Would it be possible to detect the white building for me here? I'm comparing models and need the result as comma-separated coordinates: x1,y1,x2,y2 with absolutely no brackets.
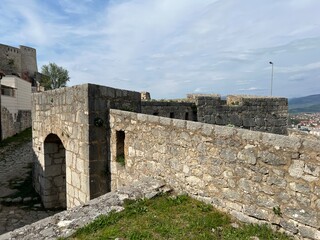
1,75,32,139
1,75,31,116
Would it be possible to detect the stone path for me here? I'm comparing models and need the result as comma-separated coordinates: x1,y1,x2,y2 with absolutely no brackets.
0,141,60,235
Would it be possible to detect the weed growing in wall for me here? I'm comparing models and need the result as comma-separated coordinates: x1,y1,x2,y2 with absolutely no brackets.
273,206,282,217
116,154,125,166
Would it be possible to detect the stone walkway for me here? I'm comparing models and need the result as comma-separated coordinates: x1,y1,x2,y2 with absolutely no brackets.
0,141,60,235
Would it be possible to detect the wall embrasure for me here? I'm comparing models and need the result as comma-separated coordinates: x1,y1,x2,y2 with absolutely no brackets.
110,109,320,239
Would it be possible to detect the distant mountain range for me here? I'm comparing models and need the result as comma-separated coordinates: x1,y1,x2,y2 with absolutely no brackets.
288,94,320,113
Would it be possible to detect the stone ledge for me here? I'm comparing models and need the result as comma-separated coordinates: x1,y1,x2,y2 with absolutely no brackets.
0,178,168,240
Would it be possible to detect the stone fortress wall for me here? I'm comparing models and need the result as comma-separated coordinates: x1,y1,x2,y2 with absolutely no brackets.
110,109,320,239
141,100,197,121
141,93,288,135
1,108,31,140
32,84,141,209
30,84,319,239
0,44,37,77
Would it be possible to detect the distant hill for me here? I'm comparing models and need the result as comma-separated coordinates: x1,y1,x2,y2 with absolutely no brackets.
289,94,320,113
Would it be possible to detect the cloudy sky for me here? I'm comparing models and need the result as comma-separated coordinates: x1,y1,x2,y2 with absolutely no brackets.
1,0,320,99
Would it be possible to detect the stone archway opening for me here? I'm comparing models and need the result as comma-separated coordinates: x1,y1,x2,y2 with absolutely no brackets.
43,134,66,209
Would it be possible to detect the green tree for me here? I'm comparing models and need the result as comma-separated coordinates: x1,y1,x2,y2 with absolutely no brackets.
40,63,70,90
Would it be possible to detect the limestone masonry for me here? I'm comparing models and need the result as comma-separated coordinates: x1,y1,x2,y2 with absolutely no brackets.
0,44,38,77
30,83,319,239
32,84,141,209
141,93,288,135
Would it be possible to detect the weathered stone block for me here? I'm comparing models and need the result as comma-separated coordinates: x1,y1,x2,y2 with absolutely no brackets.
289,182,310,194
237,149,257,165
298,224,320,239
285,208,318,228
289,160,304,178
258,151,287,166
244,205,269,220
220,149,237,163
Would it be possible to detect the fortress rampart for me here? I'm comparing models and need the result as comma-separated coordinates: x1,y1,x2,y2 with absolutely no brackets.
31,84,319,239
141,94,288,135
141,100,197,120
0,44,37,77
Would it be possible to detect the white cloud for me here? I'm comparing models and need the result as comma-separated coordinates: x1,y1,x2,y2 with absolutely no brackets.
1,0,320,98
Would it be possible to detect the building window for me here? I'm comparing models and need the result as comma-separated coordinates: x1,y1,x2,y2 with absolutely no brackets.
170,112,175,118
185,112,189,120
1,86,16,97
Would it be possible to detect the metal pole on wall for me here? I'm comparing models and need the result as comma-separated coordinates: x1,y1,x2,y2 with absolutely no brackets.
269,61,274,96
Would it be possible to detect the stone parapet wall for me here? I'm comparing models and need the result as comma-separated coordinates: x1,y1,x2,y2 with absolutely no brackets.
140,94,288,135
15,110,32,132
141,101,196,121
194,95,288,135
1,106,16,139
110,109,320,239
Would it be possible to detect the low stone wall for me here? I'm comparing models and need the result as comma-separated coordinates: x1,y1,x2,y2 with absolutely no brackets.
1,106,15,140
1,107,31,140
0,178,167,240
15,110,32,133
110,109,320,239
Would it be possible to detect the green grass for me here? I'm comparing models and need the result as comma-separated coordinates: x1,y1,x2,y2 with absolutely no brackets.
67,194,292,240
0,127,32,148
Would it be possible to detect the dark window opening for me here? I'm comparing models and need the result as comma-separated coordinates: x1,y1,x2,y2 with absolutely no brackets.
170,112,175,118
1,86,16,97
116,130,125,166
153,112,159,116
185,112,189,120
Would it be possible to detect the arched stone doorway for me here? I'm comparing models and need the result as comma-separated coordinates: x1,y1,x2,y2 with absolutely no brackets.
43,134,66,209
